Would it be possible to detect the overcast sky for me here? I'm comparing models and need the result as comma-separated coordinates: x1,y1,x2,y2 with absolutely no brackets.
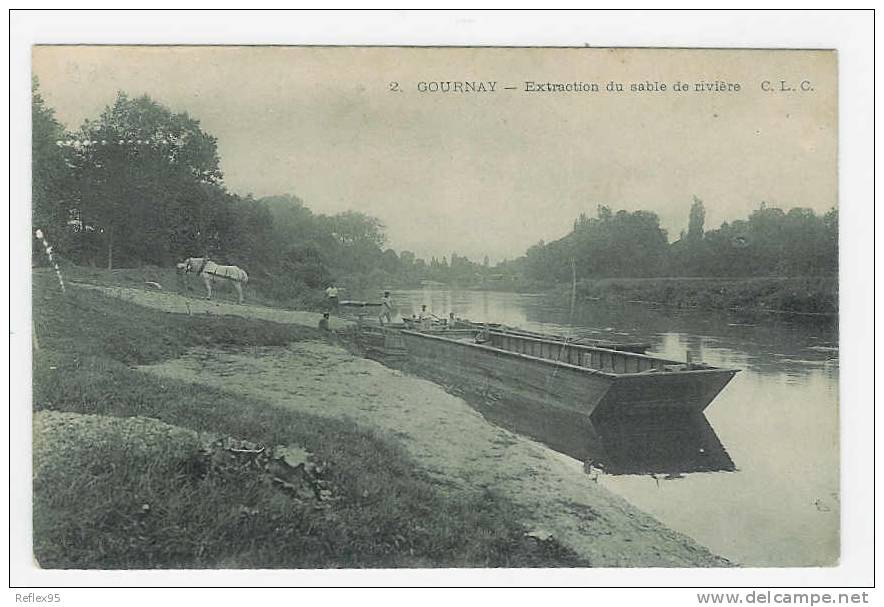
32,46,836,262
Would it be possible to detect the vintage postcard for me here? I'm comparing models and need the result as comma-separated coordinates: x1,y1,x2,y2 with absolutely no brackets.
28,43,842,577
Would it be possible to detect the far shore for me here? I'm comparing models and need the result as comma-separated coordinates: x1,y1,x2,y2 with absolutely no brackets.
413,275,839,318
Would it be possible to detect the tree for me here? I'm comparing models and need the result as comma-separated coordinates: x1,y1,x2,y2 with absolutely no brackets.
380,248,400,274
69,92,223,268
524,206,669,282
32,78,71,254
84,92,222,183
324,211,385,248
687,196,706,241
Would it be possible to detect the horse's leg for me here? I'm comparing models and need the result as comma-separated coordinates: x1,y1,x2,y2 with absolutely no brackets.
235,282,244,304
204,275,212,300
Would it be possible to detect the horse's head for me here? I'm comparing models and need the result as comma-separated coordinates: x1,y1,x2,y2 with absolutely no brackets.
180,257,205,273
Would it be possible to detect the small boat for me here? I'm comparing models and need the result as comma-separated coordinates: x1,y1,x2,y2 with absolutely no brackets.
358,323,739,417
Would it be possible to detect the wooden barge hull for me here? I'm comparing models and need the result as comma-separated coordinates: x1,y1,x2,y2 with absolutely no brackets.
405,319,650,353
386,329,737,417
471,324,650,354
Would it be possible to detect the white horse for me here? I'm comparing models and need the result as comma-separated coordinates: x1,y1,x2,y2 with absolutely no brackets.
181,257,249,304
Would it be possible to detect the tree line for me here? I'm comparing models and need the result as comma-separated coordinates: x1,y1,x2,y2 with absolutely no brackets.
31,81,487,296
511,197,837,286
33,80,837,297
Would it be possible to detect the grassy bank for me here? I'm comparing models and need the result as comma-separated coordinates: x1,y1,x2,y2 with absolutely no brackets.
60,263,329,311
32,274,586,568
559,276,838,315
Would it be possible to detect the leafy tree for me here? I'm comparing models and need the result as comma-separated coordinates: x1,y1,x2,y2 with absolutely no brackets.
32,78,71,254
675,204,837,277
380,249,401,274
323,211,385,249
687,196,706,241
67,92,223,268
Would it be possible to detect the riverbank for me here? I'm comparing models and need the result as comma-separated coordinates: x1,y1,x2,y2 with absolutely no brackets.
32,273,729,567
445,276,838,317
546,276,838,316
33,276,584,568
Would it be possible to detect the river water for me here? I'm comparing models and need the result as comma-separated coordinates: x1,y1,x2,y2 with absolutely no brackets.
388,288,839,567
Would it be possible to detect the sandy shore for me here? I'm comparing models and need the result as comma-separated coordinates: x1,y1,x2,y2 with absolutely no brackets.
78,283,728,566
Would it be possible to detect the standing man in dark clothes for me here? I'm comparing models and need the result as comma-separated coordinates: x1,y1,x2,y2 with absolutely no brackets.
379,290,394,325
325,284,340,314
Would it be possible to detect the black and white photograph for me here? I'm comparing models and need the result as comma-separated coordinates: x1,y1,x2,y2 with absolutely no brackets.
10,9,876,596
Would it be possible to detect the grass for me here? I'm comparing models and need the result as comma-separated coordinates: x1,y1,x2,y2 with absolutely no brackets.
34,274,309,366
32,274,587,568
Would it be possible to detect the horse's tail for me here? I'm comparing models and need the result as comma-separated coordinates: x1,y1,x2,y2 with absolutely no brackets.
241,270,249,285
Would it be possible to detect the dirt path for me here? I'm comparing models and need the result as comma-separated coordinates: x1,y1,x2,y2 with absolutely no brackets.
72,283,354,330
78,283,727,566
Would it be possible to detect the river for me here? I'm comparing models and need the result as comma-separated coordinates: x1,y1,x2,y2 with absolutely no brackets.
388,288,839,567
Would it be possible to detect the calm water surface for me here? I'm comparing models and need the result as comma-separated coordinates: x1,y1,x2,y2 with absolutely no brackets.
388,288,839,567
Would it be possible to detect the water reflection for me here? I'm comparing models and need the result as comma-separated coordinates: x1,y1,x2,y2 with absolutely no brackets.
464,391,734,476
593,413,734,475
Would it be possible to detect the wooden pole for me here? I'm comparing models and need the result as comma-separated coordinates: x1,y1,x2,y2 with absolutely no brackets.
570,257,577,311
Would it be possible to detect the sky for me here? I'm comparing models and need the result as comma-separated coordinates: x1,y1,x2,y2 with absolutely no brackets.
32,46,837,262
